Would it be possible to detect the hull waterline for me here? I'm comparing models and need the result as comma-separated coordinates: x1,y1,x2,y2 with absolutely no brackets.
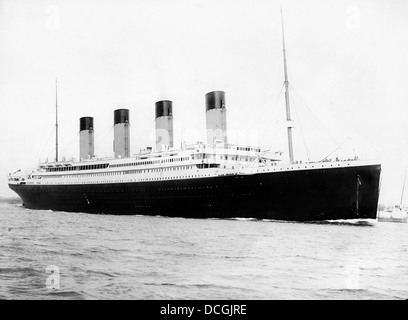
9,164,381,221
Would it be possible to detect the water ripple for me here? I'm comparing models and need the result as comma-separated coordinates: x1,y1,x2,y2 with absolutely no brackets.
0,199,407,300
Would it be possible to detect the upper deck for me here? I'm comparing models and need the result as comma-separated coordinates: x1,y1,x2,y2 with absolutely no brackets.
8,142,377,187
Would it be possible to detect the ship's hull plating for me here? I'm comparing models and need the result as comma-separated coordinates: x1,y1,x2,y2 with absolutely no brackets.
9,165,381,221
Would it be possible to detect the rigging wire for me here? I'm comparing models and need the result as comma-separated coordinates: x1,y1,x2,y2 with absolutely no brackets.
94,126,114,157
59,131,79,161
59,135,69,159
290,87,381,160
37,127,57,163
400,168,407,208
351,139,357,159
320,136,352,161
288,84,367,160
259,83,285,147
329,100,382,160
290,96,311,161
241,62,285,136
289,84,340,147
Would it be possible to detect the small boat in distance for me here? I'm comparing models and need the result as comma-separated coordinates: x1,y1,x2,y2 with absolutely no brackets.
378,171,408,223
377,207,407,223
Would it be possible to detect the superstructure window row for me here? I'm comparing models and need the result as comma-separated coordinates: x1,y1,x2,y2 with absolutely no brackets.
40,165,195,178
46,163,109,172
110,157,190,169
236,147,261,152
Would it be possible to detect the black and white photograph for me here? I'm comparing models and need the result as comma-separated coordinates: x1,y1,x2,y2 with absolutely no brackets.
0,0,407,303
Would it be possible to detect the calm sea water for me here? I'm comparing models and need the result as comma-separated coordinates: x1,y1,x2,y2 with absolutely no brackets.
0,198,407,300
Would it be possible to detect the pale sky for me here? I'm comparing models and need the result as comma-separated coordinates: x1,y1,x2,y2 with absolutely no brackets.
1,0,408,204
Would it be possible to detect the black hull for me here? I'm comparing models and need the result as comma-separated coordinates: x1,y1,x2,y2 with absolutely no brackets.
9,165,381,221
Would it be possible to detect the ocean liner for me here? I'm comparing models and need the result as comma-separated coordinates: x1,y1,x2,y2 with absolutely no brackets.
7,13,381,221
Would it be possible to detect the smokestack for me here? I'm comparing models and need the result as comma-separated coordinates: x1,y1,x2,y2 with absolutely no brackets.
155,100,174,152
114,109,130,158
79,117,94,160
205,91,227,146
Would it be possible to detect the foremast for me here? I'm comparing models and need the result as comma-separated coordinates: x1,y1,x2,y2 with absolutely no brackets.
281,5,294,164
55,78,59,163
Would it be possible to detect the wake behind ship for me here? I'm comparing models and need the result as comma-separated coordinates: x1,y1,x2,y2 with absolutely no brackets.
7,11,381,221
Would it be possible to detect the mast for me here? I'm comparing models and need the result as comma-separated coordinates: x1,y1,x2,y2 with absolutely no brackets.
281,4,294,163
55,78,59,163
400,169,407,208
